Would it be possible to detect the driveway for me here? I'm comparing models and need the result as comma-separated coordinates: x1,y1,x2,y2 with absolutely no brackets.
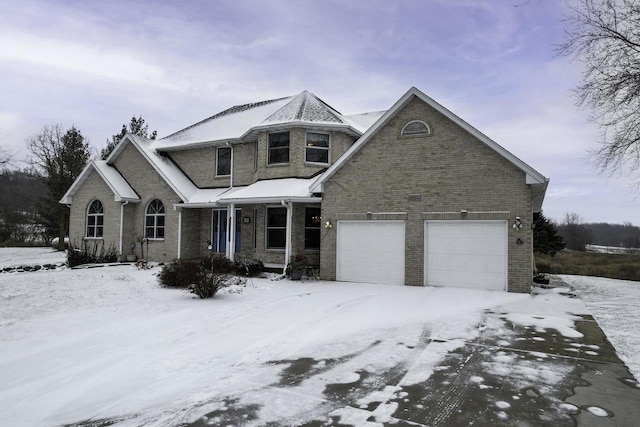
178,286,640,427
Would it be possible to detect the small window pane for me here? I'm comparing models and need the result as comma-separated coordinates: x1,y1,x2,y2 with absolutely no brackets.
96,227,103,238
267,229,286,249
267,208,287,227
88,216,96,226
156,227,165,239
307,132,329,148
146,216,154,227
157,216,165,227
306,148,329,163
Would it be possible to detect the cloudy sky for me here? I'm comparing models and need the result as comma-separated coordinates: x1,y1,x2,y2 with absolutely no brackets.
0,0,637,224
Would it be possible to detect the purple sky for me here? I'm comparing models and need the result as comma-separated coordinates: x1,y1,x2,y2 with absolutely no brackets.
0,0,637,224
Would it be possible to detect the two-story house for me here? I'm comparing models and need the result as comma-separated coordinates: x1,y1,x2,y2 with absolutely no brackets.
60,87,548,292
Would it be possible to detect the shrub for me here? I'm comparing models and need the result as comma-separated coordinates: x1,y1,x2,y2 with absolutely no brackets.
158,258,200,288
159,254,252,291
189,271,226,299
67,240,118,267
235,257,264,277
201,253,236,274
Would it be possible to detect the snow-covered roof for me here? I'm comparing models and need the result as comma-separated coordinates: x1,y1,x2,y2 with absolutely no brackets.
310,87,549,212
107,134,199,202
157,97,293,149
155,91,381,151
59,160,139,205
179,177,322,208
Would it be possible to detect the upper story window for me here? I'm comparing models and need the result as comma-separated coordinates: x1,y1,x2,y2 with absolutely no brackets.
145,199,165,239
86,200,104,238
305,132,330,165
216,146,231,176
268,132,290,165
401,120,431,137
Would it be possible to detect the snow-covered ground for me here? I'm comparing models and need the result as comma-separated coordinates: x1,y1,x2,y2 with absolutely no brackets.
0,248,638,426
0,247,66,268
561,275,640,380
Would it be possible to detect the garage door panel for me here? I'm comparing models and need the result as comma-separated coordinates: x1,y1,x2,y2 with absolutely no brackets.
337,221,405,286
425,221,507,291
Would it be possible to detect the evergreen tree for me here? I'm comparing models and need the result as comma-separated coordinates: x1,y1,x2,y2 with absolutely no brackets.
533,212,565,256
101,116,157,160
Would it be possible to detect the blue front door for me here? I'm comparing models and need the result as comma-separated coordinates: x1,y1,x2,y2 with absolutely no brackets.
211,209,241,253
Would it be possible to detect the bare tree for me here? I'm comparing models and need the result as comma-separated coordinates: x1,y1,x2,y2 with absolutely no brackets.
0,147,12,169
26,124,91,249
558,0,640,178
559,212,592,251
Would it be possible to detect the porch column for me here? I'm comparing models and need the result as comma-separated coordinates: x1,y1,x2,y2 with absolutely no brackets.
119,202,125,257
283,201,292,274
228,203,236,262
177,208,182,259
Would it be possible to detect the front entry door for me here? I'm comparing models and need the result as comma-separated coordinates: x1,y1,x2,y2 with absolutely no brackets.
211,209,241,253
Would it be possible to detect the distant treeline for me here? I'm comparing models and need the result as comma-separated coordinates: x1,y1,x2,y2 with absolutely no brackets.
556,220,640,251
0,168,47,245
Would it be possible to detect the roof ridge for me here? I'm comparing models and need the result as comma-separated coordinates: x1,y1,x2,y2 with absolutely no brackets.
161,96,293,140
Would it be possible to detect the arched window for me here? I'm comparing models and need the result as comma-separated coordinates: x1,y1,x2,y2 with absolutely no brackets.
86,200,104,238
401,120,431,137
145,199,165,239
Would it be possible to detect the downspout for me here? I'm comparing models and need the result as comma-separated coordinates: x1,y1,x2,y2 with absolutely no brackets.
226,141,235,261
281,199,292,274
119,201,129,258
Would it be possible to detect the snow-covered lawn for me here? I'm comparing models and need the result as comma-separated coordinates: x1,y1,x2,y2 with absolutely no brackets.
0,247,65,268
561,275,640,380
0,248,638,426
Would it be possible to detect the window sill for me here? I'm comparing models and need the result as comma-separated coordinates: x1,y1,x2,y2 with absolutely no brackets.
84,237,103,240
267,163,289,168
145,238,165,242
304,161,330,167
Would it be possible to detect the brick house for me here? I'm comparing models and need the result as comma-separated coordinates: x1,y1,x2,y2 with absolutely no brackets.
60,87,548,292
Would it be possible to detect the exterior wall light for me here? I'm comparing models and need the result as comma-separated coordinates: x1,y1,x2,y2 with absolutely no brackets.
325,221,332,229
513,217,523,230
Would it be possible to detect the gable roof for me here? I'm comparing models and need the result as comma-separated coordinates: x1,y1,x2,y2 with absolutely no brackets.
59,160,139,205
310,87,549,211
106,134,199,202
154,91,378,151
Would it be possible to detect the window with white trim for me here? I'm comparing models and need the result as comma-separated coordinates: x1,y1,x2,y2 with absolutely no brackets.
216,146,231,176
268,132,290,165
305,132,330,164
266,206,287,249
401,120,430,137
304,207,321,250
145,199,165,239
86,200,104,238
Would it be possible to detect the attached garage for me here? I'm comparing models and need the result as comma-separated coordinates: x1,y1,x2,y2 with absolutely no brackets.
336,221,405,285
425,221,507,291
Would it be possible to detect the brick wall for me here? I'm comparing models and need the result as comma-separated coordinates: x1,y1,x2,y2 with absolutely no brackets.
112,143,182,262
320,96,533,293
68,168,123,257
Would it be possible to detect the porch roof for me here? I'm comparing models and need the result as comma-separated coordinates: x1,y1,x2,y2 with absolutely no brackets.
178,177,322,208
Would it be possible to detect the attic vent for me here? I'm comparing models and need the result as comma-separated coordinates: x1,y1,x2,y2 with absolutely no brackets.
401,120,430,137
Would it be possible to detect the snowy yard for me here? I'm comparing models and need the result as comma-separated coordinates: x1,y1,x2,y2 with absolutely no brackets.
0,248,639,426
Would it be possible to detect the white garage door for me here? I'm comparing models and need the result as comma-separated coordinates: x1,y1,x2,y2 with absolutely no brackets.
337,221,405,285
425,221,507,291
